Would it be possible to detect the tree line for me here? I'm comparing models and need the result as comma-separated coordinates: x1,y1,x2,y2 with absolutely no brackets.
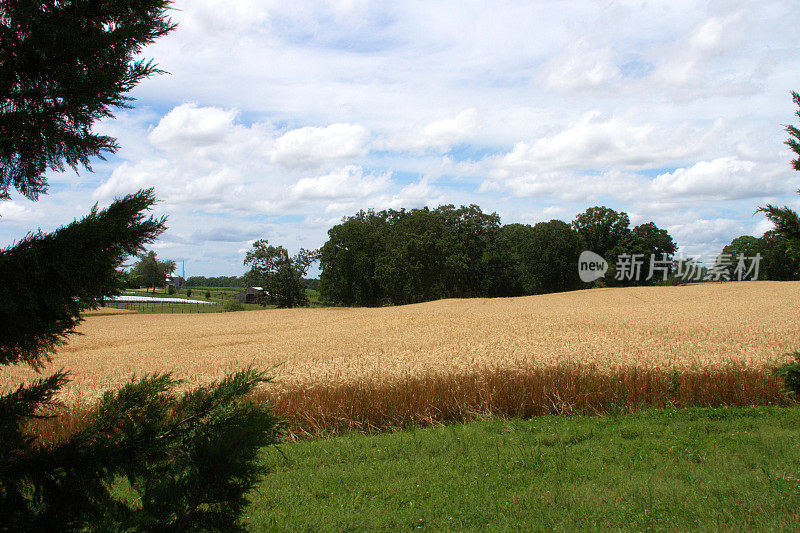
185,275,245,288
316,205,669,307
142,201,800,309
315,203,800,307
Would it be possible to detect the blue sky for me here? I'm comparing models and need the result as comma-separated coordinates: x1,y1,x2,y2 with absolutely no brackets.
2,0,800,276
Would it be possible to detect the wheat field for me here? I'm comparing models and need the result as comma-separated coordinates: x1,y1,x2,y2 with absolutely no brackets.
3,281,799,405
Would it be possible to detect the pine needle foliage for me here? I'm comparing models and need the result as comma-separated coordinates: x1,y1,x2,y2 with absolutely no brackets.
0,2,284,529
0,0,176,200
0,193,284,531
758,91,800,249
0,189,166,369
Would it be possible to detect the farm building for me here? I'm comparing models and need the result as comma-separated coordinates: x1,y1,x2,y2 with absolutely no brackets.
164,275,184,291
234,286,265,304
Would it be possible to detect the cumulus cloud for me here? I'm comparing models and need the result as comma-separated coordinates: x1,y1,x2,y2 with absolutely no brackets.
270,123,370,169
650,157,787,200
0,201,36,223
290,165,390,200
377,109,479,153
148,103,240,149
486,111,706,178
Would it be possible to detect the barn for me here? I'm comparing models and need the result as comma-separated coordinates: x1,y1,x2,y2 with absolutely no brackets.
233,286,265,304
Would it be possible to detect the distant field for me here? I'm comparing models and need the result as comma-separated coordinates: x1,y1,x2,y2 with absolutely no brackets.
118,286,323,311
5,281,799,437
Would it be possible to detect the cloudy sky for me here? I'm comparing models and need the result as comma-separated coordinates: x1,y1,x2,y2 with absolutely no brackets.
2,0,800,276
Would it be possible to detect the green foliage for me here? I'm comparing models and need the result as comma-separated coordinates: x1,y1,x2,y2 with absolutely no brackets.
2,368,281,531
223,299,245,312
167,285,175,295
185,275,245,288
318,204,679,306
205,290,211,299
243,240,317,308
0,0,175,200
786,90,800,172
718,233,799,281
319,209,390,306
302,278,321,291
185,289,192,297
0,190,165,369
503,220,585,294
572,206,631,260
774,352,800,396
0,4,283,530
129,250,175,293
761,231,800,280
758,91,800,250
319,205,511,306
571,207,676,286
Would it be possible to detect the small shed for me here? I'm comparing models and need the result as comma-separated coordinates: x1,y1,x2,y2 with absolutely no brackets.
164,275,183,290
234,286,264,304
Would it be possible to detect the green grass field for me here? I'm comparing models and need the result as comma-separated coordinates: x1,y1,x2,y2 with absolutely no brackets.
241,406,800,531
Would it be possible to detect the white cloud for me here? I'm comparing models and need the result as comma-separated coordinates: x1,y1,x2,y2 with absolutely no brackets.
270,123,369,169
486,112,706,178
376,109,479,153
0,201,36,223
541,41,621,92
290,165,390,200
650,157,787,200
148,103,240,149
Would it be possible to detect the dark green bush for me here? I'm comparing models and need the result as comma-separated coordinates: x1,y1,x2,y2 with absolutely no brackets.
205,290,212,299
774,351,800,396
224,299,245,312
185,289,192,298
167,285,176,295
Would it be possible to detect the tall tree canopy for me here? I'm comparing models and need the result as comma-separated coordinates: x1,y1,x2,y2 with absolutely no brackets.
317,204,678,306
319,205,510,306
720,232,800,281
129,250,176,293
572,206,631,260
243,239,317,308
504,220,586,295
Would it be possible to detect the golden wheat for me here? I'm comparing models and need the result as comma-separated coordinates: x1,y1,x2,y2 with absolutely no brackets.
3,281,799,405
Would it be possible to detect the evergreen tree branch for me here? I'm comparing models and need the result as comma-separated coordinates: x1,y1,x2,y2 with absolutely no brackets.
0,189,166,369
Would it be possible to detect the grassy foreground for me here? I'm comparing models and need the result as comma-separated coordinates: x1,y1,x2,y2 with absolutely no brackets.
245,406,800,531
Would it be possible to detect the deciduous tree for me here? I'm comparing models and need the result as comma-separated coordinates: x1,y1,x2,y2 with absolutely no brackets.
244,239,317,308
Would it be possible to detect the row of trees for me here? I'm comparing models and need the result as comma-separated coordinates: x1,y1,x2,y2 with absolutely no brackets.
317,204,679,307
185,275,245,287
718,232,800,281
